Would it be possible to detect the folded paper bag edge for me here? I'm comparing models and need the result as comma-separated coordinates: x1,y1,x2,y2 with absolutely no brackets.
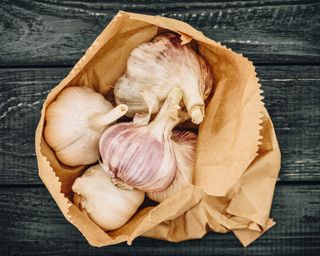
194,41,266,197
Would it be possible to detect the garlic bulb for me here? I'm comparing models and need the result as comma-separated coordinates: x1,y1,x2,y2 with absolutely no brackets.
99,87,183,192
44,86,128,166
72,164,144,231
147,130,197,202
114,32,213,125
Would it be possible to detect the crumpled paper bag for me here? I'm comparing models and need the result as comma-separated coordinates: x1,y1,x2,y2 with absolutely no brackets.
35,11,281,247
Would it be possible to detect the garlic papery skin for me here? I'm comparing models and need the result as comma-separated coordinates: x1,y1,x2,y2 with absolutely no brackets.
114,32,213,125
72,164,144,231
147,130,197,202
44,86,128,166
99,87,183,192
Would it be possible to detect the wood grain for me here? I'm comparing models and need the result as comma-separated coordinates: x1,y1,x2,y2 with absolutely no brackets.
0,184,319,255
260,65,320,181
0,0,319,66
0,66,319,185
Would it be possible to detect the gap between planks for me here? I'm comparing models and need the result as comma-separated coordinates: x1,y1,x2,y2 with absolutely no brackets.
0,180,319,189
1,62,320,70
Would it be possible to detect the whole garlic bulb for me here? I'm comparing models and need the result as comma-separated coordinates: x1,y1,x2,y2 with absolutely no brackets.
147,130,197,202
72,164,144,231
114,32,213,125
99,87,183,192
44,86,128,166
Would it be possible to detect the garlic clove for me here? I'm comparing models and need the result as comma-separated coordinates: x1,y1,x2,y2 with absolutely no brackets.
147,130,197,202
44,86,128,166
72,164,145,231
99,87,183,192
114,32,213,124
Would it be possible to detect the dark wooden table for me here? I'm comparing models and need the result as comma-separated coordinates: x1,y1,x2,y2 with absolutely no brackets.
1,1,319,255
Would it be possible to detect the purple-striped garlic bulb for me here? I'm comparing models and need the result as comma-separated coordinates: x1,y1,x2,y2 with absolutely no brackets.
114,32,213,125
99,87,183,192
147,130,197,202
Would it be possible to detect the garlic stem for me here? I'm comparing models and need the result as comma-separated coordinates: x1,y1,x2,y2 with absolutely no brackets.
149,87,183,138
189,105,204,125
90,104,128,130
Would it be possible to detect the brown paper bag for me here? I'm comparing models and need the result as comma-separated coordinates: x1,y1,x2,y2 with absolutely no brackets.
35,11,281,247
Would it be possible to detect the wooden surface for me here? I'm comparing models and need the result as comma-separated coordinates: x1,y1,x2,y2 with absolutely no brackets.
0,0,319,255
1,0,320,66
1,185,319,255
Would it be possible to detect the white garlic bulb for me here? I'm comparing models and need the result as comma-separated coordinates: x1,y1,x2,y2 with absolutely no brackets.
44,86,128,166
72,164,144,231
114,32,213,125
99,87,183,192
147,130,197,202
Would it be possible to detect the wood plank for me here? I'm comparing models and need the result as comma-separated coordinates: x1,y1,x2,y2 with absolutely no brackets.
0,184,319,255
260,65,320,181
0,68,69,185
0,0,319,66
0,66,319,184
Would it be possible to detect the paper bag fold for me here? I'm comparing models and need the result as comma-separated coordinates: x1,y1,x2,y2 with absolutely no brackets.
35,11,281,247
